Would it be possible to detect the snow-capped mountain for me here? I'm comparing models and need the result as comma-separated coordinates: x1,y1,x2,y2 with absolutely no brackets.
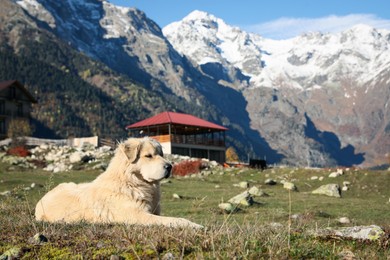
163,11,390,167
164,11,390,91
9,1,390,167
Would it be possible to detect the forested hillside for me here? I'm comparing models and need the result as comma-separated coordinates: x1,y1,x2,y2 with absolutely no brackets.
0,1,211,140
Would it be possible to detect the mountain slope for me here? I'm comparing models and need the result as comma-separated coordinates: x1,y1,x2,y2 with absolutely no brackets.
5,1,389,167
11,0,284,163
163,11,390,167
0,0,175,138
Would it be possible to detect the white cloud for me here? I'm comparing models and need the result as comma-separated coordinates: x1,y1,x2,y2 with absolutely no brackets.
244,14,390,39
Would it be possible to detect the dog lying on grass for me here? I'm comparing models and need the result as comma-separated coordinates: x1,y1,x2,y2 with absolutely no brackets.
35,137,202,229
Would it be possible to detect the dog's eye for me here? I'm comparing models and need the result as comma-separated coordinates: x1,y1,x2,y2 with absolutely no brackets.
145,154,153,158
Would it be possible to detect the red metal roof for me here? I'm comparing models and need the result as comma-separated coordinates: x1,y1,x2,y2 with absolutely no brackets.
126,111,227,131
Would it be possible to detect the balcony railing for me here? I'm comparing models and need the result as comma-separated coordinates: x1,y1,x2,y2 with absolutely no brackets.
152,134,225,147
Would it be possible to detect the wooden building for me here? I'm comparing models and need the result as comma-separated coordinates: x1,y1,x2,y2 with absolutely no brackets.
0,80,37,139
126,111,228,163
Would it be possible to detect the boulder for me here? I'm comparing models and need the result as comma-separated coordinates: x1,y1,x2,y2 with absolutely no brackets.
228,191,254,206
310,225,385,241
239,181,249,188
218,203,235,213
248,186,269,197
172,193,182,199
283,182,297,191
28,233,48,245
0,247,22,259
329,168,344,178
69,151,83,163
312,184,341,198
338,217,351,224
265,179,277,185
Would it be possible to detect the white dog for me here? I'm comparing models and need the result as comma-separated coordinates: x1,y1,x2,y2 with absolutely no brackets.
35,137,202,228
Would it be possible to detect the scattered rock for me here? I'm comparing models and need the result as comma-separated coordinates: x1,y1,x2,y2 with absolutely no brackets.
0,190,11,196
343,181,351,186
248,186,269,197
28,233,48,245
109,255,120,260
0,247,22,259
162,252,175,260
69,151,83,163
338,217,351,224
283,182,297,191
172,193,182,199
265,179,277,185
337,249,355,260
239,181,249,188
215,185,220,189
310,176,318,180
310,225,385,241
218,202,235,213
329,168,344,178
160,179,172,185
228,191,254,206
312,184,341,198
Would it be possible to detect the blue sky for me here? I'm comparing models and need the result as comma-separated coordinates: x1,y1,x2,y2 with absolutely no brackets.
109,0,390,39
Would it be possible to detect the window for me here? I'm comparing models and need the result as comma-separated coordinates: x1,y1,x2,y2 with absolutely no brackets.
17,103,23,117
0,119,5,134
10,87,16,99
0,100,5,115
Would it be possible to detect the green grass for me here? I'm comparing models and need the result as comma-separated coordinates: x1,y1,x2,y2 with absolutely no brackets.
0,163,389,259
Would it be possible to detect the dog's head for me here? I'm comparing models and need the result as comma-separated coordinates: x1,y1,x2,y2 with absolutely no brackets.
119,137,172,182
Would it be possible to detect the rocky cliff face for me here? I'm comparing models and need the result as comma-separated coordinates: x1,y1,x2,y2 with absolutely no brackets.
164,11,390,167
10,1,390,167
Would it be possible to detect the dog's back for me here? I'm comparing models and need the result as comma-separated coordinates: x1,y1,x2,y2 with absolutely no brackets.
35,182,86,222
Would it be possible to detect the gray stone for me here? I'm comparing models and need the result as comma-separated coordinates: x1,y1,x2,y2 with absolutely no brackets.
338,217,351,224
0,247,22,259
228,191,254,206
265,179,277,185
248,186,269,197
218,203,235,213
172,193,182,199
239,181,249,188
28,233,48,245
311,225,385,241
0,190,11,196
69,151,83,163
329,169,343,178
312,184,341,198
283,182,297,191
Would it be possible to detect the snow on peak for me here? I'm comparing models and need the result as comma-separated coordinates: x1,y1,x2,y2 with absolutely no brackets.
183,10,216,22
16,0,56,28
164,10,390,90
163,10,263,80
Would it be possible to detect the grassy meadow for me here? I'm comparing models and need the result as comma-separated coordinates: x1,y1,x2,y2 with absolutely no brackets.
0,161,389,259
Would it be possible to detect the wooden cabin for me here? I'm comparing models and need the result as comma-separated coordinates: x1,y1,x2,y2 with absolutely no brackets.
126,111,228,163
0,80,37,139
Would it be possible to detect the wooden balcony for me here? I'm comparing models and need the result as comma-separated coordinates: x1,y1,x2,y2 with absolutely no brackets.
151,134,225,147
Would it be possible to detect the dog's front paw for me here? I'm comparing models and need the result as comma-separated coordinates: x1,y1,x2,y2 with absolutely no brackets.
178,218,203,229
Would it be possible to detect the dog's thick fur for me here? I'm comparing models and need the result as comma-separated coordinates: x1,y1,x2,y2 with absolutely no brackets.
35,137,202,228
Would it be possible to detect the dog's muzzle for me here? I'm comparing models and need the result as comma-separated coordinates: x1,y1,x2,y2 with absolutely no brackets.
164,163,172,178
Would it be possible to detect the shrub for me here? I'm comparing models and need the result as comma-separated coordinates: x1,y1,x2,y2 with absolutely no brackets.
172,160,204,176
7,146,30,157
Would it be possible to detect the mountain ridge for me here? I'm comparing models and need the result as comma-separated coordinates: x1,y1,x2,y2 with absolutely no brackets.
5,0,390,167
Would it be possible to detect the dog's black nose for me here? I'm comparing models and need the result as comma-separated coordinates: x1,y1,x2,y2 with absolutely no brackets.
164,163,172,178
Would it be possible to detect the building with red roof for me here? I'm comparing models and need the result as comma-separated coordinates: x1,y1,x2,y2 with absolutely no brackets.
126,111,228,163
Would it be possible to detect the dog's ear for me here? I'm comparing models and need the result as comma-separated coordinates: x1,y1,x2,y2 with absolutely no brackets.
121,140,141,163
